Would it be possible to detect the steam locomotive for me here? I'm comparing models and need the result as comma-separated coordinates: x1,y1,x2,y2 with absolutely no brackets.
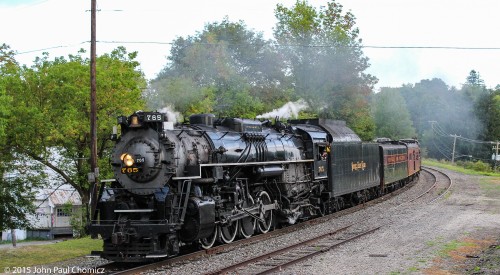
89,111,420,262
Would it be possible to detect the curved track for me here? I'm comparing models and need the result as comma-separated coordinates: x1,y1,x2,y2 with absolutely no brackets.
200,168,455,275
91,168,456,275
413,166,452,203
94,175,422,275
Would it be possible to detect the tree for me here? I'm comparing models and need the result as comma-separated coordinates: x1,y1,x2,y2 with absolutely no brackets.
466,70,485,87
0,45,13,145
4,46,145,209
476,89,500,142
397,78,484,160
150,18,290,118
0,44,45,241
463,70,487,103
373,88,416,140
274,0,377,140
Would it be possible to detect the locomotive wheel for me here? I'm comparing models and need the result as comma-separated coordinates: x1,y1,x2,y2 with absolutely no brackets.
200,226,218,249
239,196,256,239
220,220,239,244
257,191,273,234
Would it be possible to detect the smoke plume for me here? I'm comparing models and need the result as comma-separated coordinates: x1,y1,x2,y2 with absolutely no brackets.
159,106,182,123
256,99,308,119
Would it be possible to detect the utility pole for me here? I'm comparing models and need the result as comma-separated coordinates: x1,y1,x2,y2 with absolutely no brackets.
494,141,499,172
451,134,458,164
89,0,99,221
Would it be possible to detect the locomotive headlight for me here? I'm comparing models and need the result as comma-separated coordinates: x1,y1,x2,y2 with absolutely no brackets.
130,115,141,127
120,153,135,167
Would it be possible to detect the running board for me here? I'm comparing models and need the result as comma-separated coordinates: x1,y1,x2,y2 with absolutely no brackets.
114,209,155,213
145,254,169,258
87,251,102,257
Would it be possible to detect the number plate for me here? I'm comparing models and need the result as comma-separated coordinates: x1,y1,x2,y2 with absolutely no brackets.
121,167,140,174
144,113,164,122
135,157,145,164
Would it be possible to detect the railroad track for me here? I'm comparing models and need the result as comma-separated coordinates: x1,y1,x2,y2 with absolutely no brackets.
197,167,452,275
410,166,453,204
204,224,381,275
90,171,428,275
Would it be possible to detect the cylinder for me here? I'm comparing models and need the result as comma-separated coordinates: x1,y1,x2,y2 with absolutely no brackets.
254,165,284,178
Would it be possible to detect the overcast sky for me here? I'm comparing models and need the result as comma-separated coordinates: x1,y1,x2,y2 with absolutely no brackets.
1,0,500,90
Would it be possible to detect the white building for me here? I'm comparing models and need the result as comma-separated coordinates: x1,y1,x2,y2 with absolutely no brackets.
2,186,82,241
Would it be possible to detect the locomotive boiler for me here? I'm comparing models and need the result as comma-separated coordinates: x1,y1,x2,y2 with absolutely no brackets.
89,111,420,262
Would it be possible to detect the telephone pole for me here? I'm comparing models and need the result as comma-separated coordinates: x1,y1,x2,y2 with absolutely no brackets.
89,0,99,220
451,134,458,164
494,141,499,172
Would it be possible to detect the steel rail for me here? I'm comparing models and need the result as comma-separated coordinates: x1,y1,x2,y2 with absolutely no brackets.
424,166,453,203
407,168,438,203
256,226,381,275
210,226,381,275
204,224,354,275
91,171,421,275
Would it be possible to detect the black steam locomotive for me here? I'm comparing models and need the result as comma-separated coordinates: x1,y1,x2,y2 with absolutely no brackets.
89,111,420,262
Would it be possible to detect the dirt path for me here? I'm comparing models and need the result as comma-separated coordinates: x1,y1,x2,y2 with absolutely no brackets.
283,168,500,275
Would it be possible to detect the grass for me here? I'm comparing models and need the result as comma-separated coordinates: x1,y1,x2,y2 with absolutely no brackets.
426,236,444,247
407,266,420,272
0,237,46,245
479,178,500,197
424,158,500,201
436,240,475,258
423,159,500,177
0,237,102,270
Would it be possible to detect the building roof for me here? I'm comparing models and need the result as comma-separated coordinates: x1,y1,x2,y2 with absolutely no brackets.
35,185,82,207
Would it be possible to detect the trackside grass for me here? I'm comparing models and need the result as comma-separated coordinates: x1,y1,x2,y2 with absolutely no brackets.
424,159,500,199
423,159,500,177
0,237,101,270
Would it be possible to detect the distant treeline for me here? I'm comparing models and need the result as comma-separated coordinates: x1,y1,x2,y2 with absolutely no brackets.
373,73,499,163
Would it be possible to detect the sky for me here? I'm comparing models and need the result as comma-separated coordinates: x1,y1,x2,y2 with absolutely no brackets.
1,0,500,90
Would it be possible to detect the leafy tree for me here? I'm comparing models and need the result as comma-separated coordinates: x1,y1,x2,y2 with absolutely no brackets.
0,44,45,238
461,70,492,160
148,76,215,117
463,70,487,103
373,88,416,140
274,0,377,140
0,160,46,235
150,18,290,118
398,78,484,160
4,46,145,207
466,70,485,87
476,89,500,141
0,44,17,145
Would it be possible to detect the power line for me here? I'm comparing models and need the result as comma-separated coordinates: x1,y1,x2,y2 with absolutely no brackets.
12,41,500,56
430,121,496,145
15,42,89,55
431,139,452,161
429,121,496,162
364,45,500,50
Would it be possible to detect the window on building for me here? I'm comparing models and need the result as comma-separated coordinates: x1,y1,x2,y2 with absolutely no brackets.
56,208,71,217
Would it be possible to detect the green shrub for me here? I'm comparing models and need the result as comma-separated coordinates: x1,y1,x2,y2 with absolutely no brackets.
463,160,492,173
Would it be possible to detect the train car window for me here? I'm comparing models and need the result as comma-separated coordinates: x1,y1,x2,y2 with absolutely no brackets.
318,145,327,161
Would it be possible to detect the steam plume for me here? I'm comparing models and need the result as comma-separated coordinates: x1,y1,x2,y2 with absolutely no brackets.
256,99,308,119
159,106,181,123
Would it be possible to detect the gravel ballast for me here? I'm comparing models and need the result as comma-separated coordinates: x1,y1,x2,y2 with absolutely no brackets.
144,168,500,275
24,167,500,275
